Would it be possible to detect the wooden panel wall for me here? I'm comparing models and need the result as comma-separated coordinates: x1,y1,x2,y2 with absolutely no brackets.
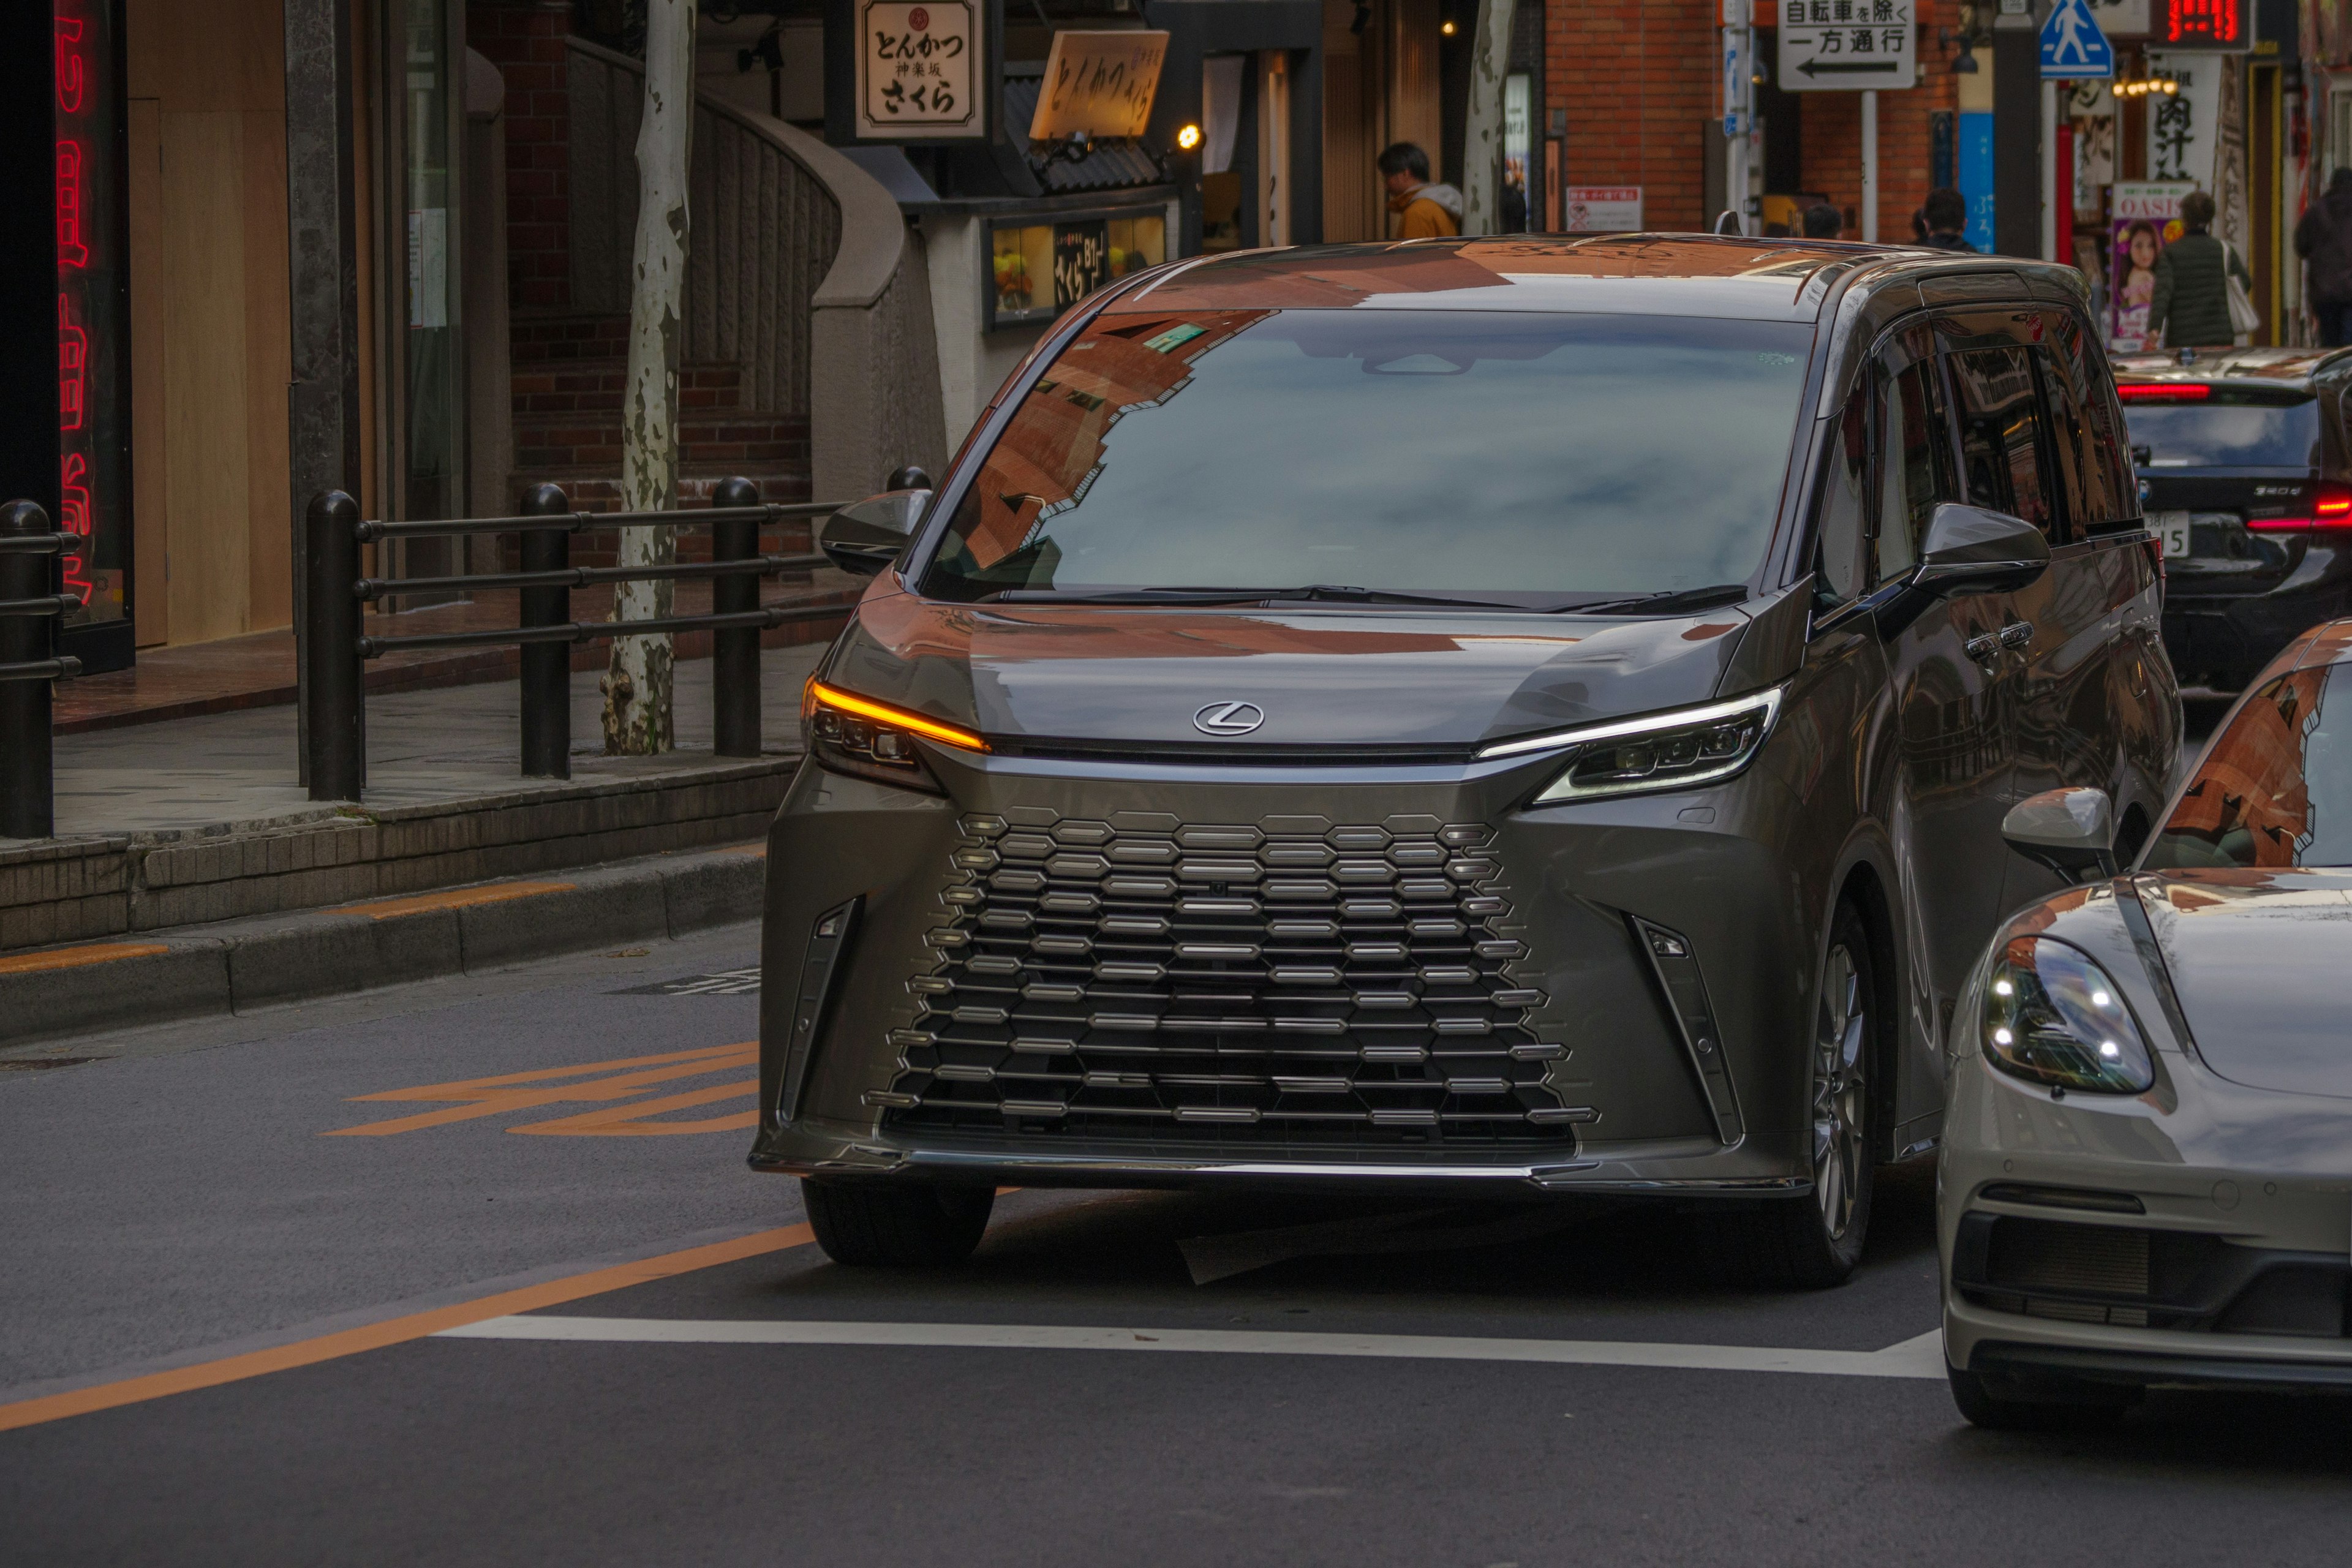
126,0,292,647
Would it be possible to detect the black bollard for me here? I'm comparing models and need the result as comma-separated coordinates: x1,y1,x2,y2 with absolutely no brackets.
0,501,58,839
518,484,573,778
304,491,365,801
710,476,761,759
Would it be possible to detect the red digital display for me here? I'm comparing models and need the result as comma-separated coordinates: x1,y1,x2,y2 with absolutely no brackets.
51,0,121,625
2161,0,2248,49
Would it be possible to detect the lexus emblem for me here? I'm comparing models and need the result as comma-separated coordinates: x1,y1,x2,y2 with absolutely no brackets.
1193,701,1265,736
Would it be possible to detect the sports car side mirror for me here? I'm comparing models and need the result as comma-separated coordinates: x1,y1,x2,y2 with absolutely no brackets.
2003,788,2118,881
821,488,930,576
1912,503,2051,597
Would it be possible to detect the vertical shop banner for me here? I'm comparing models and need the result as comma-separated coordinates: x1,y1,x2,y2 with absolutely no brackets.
2111,181,2194,350
53,0,127,631
2146,55,2220,186
1502,74,1531,232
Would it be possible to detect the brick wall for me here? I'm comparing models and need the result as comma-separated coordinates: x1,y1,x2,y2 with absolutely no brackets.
1545,1,1716,232
1546,1,1964,240
469,0,574,311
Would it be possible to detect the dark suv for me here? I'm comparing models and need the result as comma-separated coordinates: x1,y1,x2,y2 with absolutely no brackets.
752,237,2179,1286
2113,347,2352,692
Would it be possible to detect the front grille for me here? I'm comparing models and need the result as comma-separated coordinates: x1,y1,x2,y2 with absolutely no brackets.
873,810,1584,1147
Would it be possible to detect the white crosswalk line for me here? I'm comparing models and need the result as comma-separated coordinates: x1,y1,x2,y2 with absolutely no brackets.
436,1315,1948,1379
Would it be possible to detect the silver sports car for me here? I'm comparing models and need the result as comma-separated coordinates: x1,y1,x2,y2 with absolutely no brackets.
1940,617,2352,1427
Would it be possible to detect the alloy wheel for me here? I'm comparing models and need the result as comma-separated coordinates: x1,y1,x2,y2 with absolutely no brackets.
1812,942,1869,1242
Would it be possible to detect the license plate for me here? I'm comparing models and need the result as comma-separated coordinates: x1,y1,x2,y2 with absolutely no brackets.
2155,511,2193,558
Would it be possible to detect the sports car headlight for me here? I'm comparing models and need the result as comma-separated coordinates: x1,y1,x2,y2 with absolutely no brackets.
1982,937,2154,1094
1481,687,1783,804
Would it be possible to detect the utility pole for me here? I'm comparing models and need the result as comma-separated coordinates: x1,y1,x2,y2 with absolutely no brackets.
1992,0,2041,257
1722,0,1751,230
604,0,696,756
1860,89,1879,241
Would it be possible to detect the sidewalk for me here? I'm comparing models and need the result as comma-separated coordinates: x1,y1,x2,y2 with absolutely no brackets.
3,644,828,953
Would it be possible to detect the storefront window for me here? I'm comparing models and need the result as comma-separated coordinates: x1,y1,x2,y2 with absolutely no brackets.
989,212,1165,327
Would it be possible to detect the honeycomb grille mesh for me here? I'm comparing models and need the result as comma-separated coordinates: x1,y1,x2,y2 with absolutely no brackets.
872,810,1581,1146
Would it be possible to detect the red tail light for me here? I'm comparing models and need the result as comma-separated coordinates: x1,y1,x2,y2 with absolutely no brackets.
2115,382,2212,402
2246,482,2352,532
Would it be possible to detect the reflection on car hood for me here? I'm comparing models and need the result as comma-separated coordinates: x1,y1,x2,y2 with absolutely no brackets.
821,587,1763,752
2140,869,2352,1099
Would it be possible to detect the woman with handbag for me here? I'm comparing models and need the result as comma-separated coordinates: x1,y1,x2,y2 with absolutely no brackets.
2144,190,2256,350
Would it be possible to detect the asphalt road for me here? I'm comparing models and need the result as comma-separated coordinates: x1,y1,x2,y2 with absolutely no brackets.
6,912,2346,1568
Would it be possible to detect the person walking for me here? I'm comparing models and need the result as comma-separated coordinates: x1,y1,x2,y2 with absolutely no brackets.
2145,190,2251,351
1918,187,1975,252
1379,143,1463,239
1801,203,1844,240
2295,167,2352,347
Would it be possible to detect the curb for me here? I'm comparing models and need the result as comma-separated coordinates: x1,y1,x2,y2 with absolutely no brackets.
0,841,769,1046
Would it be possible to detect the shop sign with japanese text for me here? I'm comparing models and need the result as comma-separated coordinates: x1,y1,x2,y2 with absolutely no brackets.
1030,30,1167,141
1563,187,1643,233
1778,0,1917,91
856,1,984,140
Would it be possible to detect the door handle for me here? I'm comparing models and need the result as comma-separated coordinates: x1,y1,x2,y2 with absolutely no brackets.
1999,620,2035,649
1964,632,2002,665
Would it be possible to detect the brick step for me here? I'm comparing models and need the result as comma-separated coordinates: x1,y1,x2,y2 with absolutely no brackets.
513,413,809,474
513,360,747,418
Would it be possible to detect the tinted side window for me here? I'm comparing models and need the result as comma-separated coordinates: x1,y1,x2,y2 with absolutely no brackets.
1814,385,1869,602
2052,313,2136,528
1874,356,1953,582
1950,347,2057,537
2034,347,2098,536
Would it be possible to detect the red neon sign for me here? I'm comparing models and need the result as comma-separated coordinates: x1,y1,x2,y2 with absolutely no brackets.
53,5,99,608
2161,0,2247,48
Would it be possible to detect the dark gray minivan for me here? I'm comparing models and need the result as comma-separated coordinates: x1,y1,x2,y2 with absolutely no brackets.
751,236,2179,1286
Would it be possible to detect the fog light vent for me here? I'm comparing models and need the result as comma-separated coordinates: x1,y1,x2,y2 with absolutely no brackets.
1988,1218,2152,1297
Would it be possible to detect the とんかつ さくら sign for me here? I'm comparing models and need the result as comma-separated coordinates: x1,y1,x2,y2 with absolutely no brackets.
857,1,984,139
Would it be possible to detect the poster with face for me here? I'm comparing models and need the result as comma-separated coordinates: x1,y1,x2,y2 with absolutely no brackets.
2111,182,2195,351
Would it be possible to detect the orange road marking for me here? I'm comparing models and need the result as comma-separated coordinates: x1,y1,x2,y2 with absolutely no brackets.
0,942,170,977
331,881,576,921
326,1042,758,1137
0,1225,815,1435
511,1079,760,1136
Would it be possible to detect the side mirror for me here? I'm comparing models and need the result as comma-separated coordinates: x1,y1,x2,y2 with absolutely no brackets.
2002,788,2118,881
821,488,930,576
1911,503,2051,597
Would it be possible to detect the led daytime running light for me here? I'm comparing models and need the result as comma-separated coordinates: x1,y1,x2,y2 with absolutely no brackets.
806,680,988,752
1479,687,1784,761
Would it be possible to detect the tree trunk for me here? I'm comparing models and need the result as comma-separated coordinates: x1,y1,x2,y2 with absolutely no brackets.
602,0,695,755
1460,0,1515,237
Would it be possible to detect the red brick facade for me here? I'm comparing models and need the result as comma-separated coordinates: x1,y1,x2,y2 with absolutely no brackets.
1545,1,1966,241
468,0,574,310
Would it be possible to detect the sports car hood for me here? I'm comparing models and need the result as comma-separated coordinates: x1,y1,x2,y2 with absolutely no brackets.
2138,869,2352,1099
821,582,1787,752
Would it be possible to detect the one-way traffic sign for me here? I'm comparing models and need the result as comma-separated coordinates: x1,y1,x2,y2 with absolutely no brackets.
1779,0,1917,93
2040,0,2114,78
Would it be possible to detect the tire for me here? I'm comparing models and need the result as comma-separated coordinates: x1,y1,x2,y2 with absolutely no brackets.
802,1178,994,1267
1703,902,1879,1289
1947,1363,2136,1431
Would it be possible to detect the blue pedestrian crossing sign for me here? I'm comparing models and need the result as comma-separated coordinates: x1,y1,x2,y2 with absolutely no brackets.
2041,0,2114,78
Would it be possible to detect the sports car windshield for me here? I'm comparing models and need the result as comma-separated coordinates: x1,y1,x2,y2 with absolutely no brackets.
2147,663,2352,870
921,310,1814,607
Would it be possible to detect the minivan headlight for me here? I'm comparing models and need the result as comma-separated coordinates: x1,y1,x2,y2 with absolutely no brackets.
1482,687,1783,804
804,679,986,792
1982,937,2154,1094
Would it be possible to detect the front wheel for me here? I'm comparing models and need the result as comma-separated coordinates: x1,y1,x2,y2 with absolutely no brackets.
802,1178,994,1266
1705,903,1879,1289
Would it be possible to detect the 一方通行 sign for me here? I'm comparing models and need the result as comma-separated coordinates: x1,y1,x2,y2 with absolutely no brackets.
1778,0,1917,92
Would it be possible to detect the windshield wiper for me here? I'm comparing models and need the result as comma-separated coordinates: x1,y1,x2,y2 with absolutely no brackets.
1558,583,1752,616
979,586,1281,605
980,584,1518,608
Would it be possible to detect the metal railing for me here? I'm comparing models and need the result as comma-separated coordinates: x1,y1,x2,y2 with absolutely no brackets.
1,501,86,840
304,477,846,802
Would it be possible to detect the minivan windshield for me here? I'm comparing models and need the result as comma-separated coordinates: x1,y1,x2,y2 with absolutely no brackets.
2123,389,2321,469
921,309,1815,608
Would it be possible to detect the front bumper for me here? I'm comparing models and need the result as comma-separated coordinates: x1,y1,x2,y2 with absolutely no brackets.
1939,1048,2352,1382
751,736,1839,1197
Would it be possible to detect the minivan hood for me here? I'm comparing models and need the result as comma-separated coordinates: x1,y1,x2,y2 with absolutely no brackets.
824,587,1768,753
2139,869,2352,1099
